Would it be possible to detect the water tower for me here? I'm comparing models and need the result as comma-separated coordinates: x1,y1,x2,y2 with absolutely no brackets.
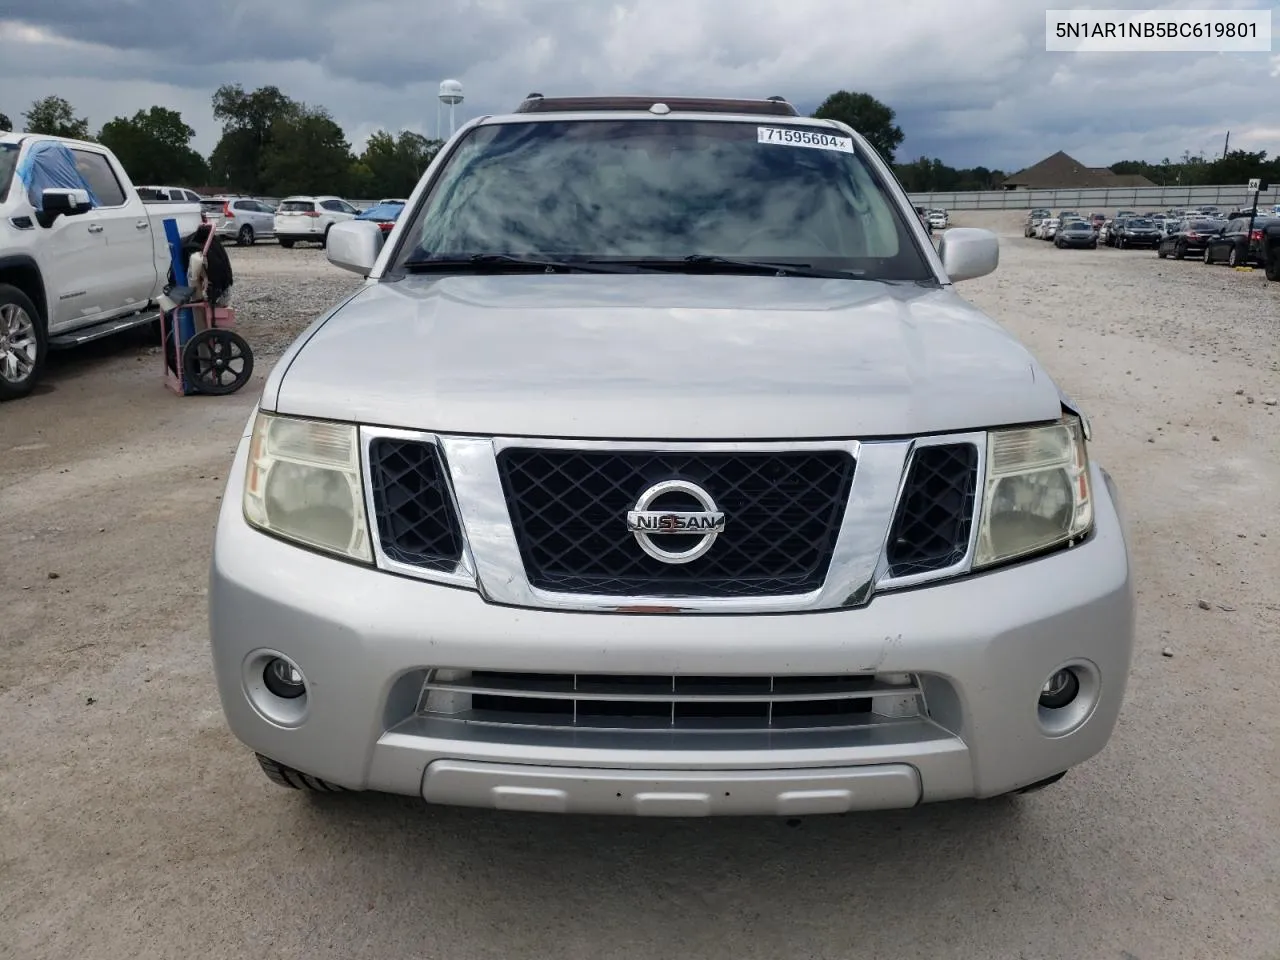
437,79,464,140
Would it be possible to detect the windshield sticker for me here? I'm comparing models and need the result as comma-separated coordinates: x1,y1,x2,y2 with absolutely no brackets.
757,127,855,153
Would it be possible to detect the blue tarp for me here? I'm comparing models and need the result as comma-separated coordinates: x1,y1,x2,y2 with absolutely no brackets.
15,140,99,211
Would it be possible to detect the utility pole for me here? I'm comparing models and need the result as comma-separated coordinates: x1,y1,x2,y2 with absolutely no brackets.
1223,131,1230,159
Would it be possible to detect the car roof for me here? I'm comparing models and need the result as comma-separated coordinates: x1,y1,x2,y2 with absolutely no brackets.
513,94,799,116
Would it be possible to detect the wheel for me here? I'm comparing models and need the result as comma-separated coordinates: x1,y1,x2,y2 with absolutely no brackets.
1090,241,1097,249
0,284,46,402
1174,243,1186,260
236,224,254,246
1227,246,1239,267
1203,245,1212,263
1266,249,1280,281
1157,245,1167,258
256,754,345,792
1014,770,1068,795
181,328,254,395
279,238,295,249
321,225,333,249
1118,237,1126,249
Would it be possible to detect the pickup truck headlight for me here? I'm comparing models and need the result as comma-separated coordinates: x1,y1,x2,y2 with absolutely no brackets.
243,412,372,562
974,416,1093,568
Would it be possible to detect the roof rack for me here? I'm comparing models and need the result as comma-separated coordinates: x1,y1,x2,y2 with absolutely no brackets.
514,95,799,117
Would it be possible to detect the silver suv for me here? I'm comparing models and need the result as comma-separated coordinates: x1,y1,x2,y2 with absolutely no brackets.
210,95,1134,817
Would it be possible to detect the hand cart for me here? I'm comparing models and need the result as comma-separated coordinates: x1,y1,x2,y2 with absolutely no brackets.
158,217,254,396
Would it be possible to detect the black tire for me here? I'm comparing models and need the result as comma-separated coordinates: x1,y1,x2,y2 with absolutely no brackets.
0,283,47,402
256,754,346,792
1265,249,1280,281
236,224,254,246
1227,246,1239,268
1090,241,1097,249
1157,245,1167,258
1118,237,1126,249
279,238,295,249
321,224,333,249
1174,243,1186,260
1014,770,1068,795
1203,245,1212,264
182,328,254,395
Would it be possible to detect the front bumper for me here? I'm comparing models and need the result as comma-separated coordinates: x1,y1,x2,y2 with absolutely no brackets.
209,438,1135,816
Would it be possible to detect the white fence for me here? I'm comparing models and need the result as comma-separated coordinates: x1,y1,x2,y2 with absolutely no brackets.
906,184,1276,211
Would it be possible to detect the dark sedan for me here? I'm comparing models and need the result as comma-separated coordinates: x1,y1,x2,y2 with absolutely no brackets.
1114,217,1162,249
1202,215,1280,267
1054,220,1098,249
1157,219,1220,260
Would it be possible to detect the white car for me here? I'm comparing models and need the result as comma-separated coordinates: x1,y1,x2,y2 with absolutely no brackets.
202,195,277,246
0,132,202,399
273,195,359,249
137,184,205,204
1037,218,1061,240
927,209,949,230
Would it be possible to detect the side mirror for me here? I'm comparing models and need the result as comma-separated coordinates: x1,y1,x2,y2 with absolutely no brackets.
326,220,384,275
38,188,93,226
938,227,999,282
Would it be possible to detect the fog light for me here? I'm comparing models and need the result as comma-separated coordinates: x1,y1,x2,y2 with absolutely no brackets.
263,657,306,699
1039,668,1079,709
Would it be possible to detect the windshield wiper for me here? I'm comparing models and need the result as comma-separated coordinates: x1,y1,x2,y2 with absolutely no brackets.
587,255,863,279
401,254,634,274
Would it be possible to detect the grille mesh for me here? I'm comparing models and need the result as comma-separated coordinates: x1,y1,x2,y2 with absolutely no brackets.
367,438,463,571
885,443,978,578
496,449,855,597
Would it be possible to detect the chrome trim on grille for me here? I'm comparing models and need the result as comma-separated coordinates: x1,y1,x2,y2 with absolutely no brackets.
417,669,928,734
359,426,477,588
360,430,984,611
873,432,986,592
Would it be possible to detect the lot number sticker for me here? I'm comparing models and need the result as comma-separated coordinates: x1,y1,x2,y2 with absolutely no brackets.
758,127,855,154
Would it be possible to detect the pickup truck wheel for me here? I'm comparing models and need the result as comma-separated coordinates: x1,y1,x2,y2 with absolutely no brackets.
182,328,254,395
256,754,345,792
279,239,295,249
1013,770,1068,795
0,284,45,402
237,224,254,246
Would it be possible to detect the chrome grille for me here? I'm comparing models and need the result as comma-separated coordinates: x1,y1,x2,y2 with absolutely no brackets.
495,448,856,598
885,442,979,578
418,670,925,732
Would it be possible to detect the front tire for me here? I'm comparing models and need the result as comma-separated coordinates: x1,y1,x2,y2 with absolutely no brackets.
1174,243,1186,260
1265,248,1280,281
1203,245,1213,264
237,224,254,246
1227,246,1240,268
279,238,295,249
256,754,345,792
0,284,46,402
1157,244,1167,258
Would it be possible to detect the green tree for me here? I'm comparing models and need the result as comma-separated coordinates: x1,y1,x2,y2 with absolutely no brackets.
812,91,904,163
259,105,352,196
97,107,208,185
359,129,441,198
0,112,11,133
22,96,90,139
209,84,297,192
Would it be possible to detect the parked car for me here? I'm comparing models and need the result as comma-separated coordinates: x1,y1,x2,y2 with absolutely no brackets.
0,132,202,400
1201,215,1280,267
1157,219,1219,260
208,93,1132,816
1057,209,1080,223
273,195,360,248
1024,217,1045,238
1262,220,1280,281
1054,220,1098,249
1115,210,1137,221
1038,217,1061,240
927,209,949,230
1113,217,1161,249
203,195,277,246
353,199,406,234
1089,212,1106,228
137,184,205,204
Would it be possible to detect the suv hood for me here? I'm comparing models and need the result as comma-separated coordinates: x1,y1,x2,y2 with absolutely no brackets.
269,274,1063,439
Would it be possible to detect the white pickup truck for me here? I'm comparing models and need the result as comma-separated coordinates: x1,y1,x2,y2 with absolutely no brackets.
0,132,203,400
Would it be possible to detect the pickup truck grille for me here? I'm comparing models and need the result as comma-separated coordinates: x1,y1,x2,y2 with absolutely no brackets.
367,438,463,571
418,670,925,732
495,449,855,598
885,443,978,578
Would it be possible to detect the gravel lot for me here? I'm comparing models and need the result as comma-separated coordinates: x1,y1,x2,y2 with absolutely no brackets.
2,228,1278,960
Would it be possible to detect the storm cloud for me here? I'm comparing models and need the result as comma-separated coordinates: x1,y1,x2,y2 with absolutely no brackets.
1,0,1277,170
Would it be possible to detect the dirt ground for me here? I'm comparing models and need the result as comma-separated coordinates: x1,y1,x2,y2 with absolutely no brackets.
2,232,1278,960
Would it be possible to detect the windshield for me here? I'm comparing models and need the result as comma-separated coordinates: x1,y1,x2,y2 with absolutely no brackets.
279,200,315,212
391,119,932,280
0,143,18,203
1130,219,1153,227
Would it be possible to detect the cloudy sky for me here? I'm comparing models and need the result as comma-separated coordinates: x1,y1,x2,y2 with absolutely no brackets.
1,0,1277,173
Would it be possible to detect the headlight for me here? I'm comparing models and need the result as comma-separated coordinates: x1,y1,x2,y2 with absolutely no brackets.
974,416,1093,568
243,412,372,562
